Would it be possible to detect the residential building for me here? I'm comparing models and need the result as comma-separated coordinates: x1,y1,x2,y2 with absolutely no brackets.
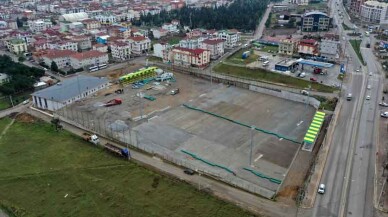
48,40,78,51
110,41,131,61
95,14,117,25
152,28,168,39
71,36,92,51
289,0,309,5
179,37,205,49
360,1,388,25
162,22,179,33
82,19,101,30
350,0,368,15
199,38,225,59
0,73,9,84
59,12,89,22
217,30,240,48
298,39,319,56
28,19,53,33
6,38,27,54
69,50,109,69
128,36,151,56
320,35,340,61
301,11,331,32
278,39,298,56
32,75,109,111
41,49,77,69
93,44,108,53
153,43,171,58
168,47,210,67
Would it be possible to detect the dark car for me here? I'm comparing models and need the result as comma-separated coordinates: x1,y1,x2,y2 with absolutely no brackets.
183,168,195,175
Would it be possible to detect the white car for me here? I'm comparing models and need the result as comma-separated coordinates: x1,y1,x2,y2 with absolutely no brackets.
367,85,371,89
318,184,326,194
356,69,360,72
381,112,388,118
379,102,388,107
300,72,306,78
369,72,373,76
366,95,371,100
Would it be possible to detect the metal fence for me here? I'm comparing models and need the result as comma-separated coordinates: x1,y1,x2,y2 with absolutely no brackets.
56,105,276,199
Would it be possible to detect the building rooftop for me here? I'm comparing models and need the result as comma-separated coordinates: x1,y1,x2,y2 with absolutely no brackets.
32,75,108,102
174,47,207,55
70,50,107,60
42,49,77,59
202,38,225,45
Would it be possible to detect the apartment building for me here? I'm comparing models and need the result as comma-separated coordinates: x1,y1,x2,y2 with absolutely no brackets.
217,30,240,48
179,37,205,49
278,39,298,56
82,19,101,30
69,50,109,69
199,38,225,59
320,34,340,61
168,47,210,67
298,39,319,56
360,1,388,25
48,40,78,51
41,49,77,69
110,41,131,61
301,11,331,32
6,38,28,54
28,19,53,33
128,36,151,56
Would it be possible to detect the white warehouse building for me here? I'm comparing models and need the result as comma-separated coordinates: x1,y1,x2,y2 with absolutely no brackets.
31,75,109,111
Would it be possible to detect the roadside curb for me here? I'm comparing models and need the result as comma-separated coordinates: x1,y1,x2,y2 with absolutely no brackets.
300,98,343,208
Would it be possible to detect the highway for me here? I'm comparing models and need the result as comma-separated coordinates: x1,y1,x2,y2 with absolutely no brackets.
311,0,383,216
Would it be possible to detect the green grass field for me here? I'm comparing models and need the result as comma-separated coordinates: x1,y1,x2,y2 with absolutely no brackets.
213,64,337,93
349,39,366,65
226,49,258,65
342,22,352,30
0,116,254,217
0,92,31,111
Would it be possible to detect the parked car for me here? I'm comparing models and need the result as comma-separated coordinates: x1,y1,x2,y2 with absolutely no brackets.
183,168,195,175
300,72,306,78
367,85,371,89
301,90,309,95
318,184,326,194
310,77,318,82
347,93,353,101
366,95,371,100
170,88,180,95
381,112,388,118
379,102,388,107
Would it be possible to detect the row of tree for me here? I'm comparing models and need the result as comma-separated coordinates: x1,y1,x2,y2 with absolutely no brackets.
0,55,45,94
134,0,278,32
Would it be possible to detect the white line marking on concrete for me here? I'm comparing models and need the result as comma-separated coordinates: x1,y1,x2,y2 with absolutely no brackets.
279,138,283,141
297,121,304,126
254,154,263,162
148,116,158,121
199,94,206,97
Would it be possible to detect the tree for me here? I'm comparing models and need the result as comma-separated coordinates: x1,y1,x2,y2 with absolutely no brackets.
16,17,23,28
18,56,25,62
51,61,59,72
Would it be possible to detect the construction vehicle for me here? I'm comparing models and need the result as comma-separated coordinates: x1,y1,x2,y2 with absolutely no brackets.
170,88,180,95
82,133,100,145
104,143,130,158
115,88,124,94
104,98,122,107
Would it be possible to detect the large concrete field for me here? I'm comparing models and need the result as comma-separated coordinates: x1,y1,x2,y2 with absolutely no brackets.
62,72,315,195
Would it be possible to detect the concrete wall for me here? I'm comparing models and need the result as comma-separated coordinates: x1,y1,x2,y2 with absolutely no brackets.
249,85,321,109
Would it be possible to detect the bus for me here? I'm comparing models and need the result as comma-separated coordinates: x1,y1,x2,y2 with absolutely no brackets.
89,66,99,72
98,64,107,69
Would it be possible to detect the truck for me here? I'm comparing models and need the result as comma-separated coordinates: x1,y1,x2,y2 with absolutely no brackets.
104,98,122,107
313,68,322,74
82,133,100,145
104,143,130,158
242,51,250,59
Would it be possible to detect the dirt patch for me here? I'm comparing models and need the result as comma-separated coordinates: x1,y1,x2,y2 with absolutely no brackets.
15,113,39,123
277,185,298,199
8,112,19,119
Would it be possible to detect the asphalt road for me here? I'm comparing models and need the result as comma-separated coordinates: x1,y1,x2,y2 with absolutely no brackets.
311,0,382,216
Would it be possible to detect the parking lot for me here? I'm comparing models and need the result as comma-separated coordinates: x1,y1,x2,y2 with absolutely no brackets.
59,71,316,196
248,50,342,89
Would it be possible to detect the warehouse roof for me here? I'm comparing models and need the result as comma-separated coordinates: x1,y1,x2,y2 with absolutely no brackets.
32,75,108,102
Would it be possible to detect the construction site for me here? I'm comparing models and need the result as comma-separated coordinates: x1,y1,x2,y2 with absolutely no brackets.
57,65,318,199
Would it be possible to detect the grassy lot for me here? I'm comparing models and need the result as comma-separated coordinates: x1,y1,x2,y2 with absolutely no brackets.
349,39,366,65
259,45,278,53
0,115,254,217
0,92,31,111
342,22,352,30
337,74,345,81
213,63,337,93
226,49,258,65
147,56,163,62
314,96,338,111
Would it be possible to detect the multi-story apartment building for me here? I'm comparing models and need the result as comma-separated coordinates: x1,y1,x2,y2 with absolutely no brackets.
278,39,298,56
217,30,240,48
69,50,109,69
41,49,77,69
179,37,205,49
128,36,151,56
110,41,131,61
301,11,331,32
199,38,225,59
167,47,210,67
6,38,28,54
153,43,171,59
298,39,319,56
320,34,340,62
360,1,388,25
82,19,101,30
48,40,78,51
28,19,53,33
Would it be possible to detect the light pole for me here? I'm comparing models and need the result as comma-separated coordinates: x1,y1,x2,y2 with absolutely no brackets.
249,125,255,166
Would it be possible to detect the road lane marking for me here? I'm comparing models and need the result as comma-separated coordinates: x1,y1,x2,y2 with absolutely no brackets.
254,154,263,162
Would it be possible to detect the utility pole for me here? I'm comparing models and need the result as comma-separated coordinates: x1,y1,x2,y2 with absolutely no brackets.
249,126,255,166
9,95,14,107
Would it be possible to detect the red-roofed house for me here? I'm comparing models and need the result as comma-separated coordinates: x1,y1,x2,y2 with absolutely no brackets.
70,50,109,69
298,39,319,56
128,36,151,56
110,41,131,61
41,49,77,69
93,43,108,53
166,47,210,67
199,38,225,59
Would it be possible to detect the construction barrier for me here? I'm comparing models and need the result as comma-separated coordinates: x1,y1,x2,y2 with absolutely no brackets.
303,111,325,144
182,104,301,144
119,67,157,85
